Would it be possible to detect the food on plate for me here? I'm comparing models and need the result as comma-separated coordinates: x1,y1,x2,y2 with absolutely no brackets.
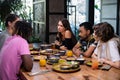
40,50,46,53
33,55,47,60
30,51,39,55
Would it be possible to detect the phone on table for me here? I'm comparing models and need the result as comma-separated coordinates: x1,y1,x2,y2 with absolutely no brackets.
100,64,111,71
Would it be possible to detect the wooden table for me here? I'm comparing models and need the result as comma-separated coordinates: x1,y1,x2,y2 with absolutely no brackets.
21,58,120,80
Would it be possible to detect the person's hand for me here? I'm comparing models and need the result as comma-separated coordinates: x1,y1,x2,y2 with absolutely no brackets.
60,46,67,50
99,58,107,64
74,49,83,57
54,40,60,46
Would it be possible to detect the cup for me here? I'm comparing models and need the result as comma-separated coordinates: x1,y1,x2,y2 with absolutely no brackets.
92,59,99,69
39,58,46,67
66,50,73,57
51,43,56,49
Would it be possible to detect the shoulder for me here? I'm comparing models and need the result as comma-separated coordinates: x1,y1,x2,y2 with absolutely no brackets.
12,35,28,44
65,30,71,38
108,38,119,45
65,30,71,34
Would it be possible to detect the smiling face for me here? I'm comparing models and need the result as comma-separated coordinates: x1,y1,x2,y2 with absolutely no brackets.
78,26,90,40
57,21,66,33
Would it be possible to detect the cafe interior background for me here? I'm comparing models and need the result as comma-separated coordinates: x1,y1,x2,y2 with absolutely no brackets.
0,0,120,44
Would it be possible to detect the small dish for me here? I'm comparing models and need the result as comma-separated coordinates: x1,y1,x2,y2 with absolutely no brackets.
59,50,66,56
47,56,59,65
76,58,85,64
45,49,53,53
85,61,102,67
54,53,61,57
60,64,72,70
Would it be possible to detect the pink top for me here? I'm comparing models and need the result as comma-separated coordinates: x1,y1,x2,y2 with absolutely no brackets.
0,35,30,80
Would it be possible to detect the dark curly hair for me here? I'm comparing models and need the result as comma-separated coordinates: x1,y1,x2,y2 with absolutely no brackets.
13,21,32,40
93,22,115,42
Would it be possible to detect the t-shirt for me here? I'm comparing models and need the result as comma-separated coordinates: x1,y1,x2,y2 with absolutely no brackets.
0,30,11,51
94,38,120,62
78,35,95,52
0,35,30,80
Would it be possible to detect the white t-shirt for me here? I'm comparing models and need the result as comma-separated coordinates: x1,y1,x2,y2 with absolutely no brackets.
94,38,120,62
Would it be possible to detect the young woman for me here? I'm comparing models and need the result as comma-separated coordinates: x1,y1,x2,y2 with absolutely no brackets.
92,22,120,69
55,18,77,50
0,21,33,80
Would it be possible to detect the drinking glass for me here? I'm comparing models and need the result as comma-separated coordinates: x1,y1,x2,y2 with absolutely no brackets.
92,58,99,69
66,50,73,57
39,58,46,67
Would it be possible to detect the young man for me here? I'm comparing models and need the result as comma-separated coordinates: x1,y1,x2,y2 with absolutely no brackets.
0,21,33,80
72,22,97,57
0,14,20,51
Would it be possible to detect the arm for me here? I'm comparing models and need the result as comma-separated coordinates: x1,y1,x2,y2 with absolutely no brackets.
100,59,120,69
92,53,98,59
101,40,120,69
83,45,96,57
21,55,33,72
72,42,82,57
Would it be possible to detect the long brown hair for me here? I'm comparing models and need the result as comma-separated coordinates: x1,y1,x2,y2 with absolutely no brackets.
57,18,77,45
93,22,115,42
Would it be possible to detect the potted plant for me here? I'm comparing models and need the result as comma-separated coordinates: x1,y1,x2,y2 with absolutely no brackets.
0,0,23,30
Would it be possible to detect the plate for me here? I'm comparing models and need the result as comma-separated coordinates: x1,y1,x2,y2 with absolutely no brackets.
30,51,40,55
52,64,80,73
33,55,47,61
85,61,102,67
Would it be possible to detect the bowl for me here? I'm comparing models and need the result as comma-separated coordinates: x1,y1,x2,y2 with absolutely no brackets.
76,58,85,64
45,49,53,53
60,64,72,70
54,53,61,57
59,50,66,56
48,56,59,63
40,44,52,50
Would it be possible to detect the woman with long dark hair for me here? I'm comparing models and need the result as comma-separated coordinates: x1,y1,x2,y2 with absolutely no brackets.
55,18,77,50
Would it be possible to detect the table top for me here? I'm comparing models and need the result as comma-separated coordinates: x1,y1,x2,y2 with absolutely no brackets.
21,58,120,80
